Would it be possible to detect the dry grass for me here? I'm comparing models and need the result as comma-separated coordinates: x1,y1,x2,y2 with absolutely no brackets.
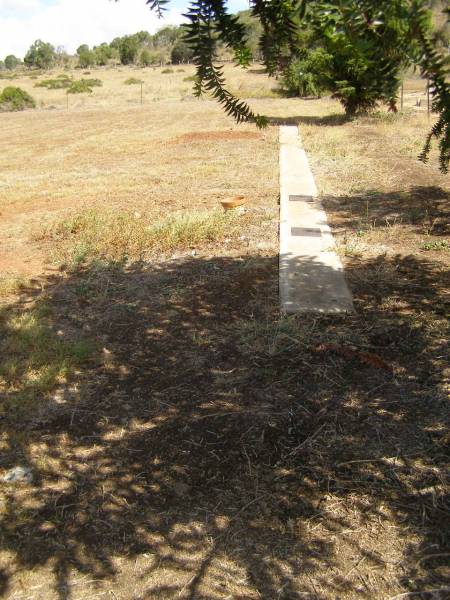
0,64,282,276
3,63,277,111
40,207,262,268
0,273,30,298
0,300,95,415
0,65,449,600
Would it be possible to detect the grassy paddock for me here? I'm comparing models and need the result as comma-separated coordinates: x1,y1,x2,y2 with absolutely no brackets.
0,64,448,600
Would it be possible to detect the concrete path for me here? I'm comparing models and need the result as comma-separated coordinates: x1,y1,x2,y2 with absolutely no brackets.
279,125,354,314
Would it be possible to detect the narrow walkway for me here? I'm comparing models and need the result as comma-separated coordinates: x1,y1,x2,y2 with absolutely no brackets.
279,125,354,314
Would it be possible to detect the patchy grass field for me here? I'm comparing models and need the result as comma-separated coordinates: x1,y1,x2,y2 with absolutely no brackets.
0,65,449,599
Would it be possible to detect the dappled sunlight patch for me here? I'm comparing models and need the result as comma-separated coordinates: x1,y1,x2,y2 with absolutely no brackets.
0,301,96,416
0,252,447,598
0,273,32,299
0,72,448,594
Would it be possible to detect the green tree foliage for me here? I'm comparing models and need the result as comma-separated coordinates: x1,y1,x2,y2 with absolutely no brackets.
78,49,96,68
171,39,194,63
236,10,263,61
431,0,450,52
55,46,71,68
118,36,140,64
141,0,450,171
24,40,56,69
153,25,181,48
93,43,115,66
4,55,19,71
281,48,333,97
299,1,426,115
0,61,5,71
139,48,153,66
0,87,35,111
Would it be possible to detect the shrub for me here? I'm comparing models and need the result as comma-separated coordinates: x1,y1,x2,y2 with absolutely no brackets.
171,39,194,64
139,48,152,67
0,87,36,111
124,77,143,85
67,80,93,94
66,78,102,94
161,68,173,74
280,48,332,98
183,75,198,82
4,55,19,71
421,239,449,251
82,78,102,87
118,36,139,65
35,78,72,89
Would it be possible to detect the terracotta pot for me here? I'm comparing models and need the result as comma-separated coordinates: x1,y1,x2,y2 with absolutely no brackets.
220,195,247,210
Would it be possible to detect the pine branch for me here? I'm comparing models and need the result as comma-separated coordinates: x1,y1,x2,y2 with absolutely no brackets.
183,0,268,127
145,0,168,18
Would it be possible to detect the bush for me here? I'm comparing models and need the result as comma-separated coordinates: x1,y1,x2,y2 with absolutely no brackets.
118,36,139,65
4,55,19,71
66,78,102,94
0,87,36,111
161,68,173,74
183,75,198,82
82,78,102,87
78,49,96,69
139,48,152,67
67,80,93,94
280,48,332,98
124,77,143,85
171,39,194,64
35,77,72,89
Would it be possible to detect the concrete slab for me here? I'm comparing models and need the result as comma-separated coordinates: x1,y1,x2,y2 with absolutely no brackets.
279,125,354,314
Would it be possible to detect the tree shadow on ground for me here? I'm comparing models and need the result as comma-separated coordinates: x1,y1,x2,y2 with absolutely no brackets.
0,251,448,599
268,114,351,127
322,185,450,237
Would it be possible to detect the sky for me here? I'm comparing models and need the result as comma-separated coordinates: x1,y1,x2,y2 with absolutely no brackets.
0,0,249,59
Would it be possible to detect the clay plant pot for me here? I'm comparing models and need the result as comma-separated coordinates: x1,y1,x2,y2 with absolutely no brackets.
220,195,247,210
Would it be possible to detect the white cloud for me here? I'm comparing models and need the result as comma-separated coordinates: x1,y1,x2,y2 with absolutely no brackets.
0,0,186,58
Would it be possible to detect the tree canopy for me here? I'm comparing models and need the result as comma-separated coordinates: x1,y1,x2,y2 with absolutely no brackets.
24,39,56,69
4,55,20,71
142,0,450,172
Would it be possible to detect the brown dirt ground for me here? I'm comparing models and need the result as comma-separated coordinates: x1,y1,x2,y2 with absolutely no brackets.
0,73,449,600
173,131,263,143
